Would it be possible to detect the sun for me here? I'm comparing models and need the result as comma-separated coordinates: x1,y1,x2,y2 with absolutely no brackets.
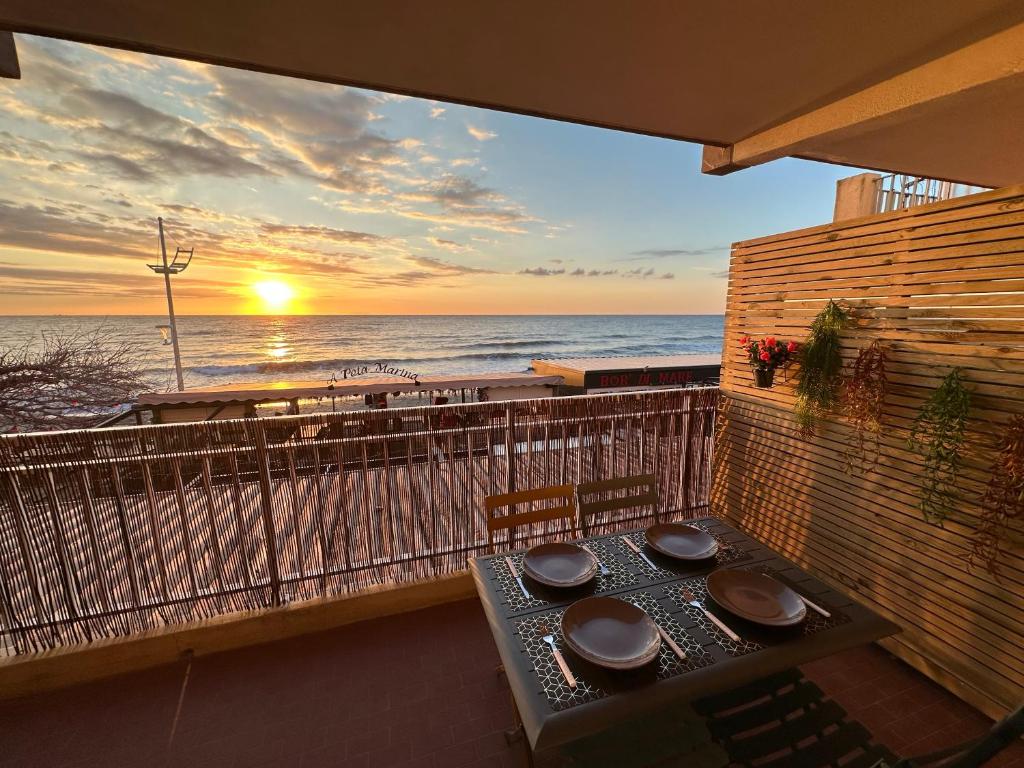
252,280,295,311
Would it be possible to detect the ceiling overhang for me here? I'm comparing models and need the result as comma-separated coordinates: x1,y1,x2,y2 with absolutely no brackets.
1,0,1022,186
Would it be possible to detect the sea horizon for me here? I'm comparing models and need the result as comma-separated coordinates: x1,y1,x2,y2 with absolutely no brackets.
0,314,726,392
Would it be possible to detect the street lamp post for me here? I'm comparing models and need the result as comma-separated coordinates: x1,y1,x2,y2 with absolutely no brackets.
147,217,193,392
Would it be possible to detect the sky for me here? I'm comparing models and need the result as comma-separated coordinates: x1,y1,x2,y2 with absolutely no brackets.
0,35,866,315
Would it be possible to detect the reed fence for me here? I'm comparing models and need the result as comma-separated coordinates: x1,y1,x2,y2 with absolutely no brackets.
0,388,717,655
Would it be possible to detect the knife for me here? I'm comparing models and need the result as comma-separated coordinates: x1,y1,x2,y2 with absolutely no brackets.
620,536,659,570
797,593,831,618
504,556,531,599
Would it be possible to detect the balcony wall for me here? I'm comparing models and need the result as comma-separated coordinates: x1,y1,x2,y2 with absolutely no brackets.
0,388,717,657
714,184,1024,718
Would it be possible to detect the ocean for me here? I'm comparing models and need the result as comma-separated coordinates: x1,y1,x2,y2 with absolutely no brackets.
0,315,724,392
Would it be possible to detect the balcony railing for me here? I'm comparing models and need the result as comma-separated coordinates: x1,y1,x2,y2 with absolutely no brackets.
873,173,984,214
0,387,718,655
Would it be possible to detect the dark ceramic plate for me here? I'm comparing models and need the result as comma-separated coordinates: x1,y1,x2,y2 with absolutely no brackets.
645,523,718,560
706,569,806,626
522,543,597,588
561,596,660,669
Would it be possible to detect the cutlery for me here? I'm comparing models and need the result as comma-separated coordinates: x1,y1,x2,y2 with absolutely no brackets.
758,570,831,618
539,625,577,688
681,587,741,643
627,600,687,660
620,536,659,570
580,543,610,576
504,556,531,599
655,623,687,660
796,593,831,618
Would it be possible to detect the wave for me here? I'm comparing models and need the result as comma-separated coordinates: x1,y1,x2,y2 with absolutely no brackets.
188,351,550,378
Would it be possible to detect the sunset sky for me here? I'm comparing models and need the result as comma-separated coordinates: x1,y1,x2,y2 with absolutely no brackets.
0,35,865,315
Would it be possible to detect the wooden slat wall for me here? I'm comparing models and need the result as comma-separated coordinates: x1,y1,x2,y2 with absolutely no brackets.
713,185,1024,719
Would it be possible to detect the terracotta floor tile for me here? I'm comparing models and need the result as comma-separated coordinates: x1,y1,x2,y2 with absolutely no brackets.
2,598,1020,767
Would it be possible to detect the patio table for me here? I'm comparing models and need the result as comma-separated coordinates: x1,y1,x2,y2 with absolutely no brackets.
469,516,900,756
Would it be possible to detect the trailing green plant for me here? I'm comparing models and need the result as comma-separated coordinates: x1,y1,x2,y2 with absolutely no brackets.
908,368,971,525
794,299,851,434
969,414,1024,577
842,340,888,474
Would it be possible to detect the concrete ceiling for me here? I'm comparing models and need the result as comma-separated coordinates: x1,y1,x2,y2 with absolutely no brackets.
2,0,1023,186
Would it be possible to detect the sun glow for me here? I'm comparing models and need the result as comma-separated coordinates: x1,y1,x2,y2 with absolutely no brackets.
252,280,295,312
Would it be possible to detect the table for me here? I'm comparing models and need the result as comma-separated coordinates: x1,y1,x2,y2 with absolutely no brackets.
469,516,900,755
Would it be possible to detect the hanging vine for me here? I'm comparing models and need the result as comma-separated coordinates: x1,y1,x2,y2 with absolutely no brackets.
794,299,851,435
970,414,1024,577
908,368,971,525
842,340,889,474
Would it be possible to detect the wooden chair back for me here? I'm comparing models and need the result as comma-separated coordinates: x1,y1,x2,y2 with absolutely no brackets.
485,483,577,552
576,473,658,536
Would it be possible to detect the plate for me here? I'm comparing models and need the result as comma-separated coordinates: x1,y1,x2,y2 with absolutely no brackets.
561,596,660,670
645,523,718,560
706,569,806,626
522,543,597,588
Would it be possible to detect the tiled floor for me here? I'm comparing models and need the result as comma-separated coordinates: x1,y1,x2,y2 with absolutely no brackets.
1,599,1020,768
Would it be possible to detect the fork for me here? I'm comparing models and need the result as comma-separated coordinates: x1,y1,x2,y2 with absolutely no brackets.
539,625,577,688
681,586,741,642
580,543,610,576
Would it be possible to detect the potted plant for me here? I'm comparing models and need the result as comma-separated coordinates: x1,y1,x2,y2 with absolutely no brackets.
740,335,797,388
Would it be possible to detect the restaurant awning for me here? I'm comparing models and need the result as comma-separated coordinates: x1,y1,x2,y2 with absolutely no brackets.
135,372,563,408
2,1,1023,186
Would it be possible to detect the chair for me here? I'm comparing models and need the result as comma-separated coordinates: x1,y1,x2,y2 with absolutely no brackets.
692,669,1024,768
694,668,896,768
485,483,577,552
576,473,658,537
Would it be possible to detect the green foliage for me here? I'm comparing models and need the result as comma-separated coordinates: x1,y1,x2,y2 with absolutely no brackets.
908,368,971,525
794,300,850,434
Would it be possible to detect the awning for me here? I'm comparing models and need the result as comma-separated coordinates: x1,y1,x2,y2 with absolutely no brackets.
135,372,563,408
2,2,1023,185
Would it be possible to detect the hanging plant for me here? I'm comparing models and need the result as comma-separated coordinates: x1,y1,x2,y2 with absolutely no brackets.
969,414,1024,577
842,340,889,473
794,299,851,434
739,334,798,388
908,368,971,525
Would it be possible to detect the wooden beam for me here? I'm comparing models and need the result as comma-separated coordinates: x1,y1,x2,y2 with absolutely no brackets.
0,31,19,79
702,22,1024,175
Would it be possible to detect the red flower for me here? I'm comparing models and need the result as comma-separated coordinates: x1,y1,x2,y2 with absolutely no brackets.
766,336,777,347
759,351,771,362
786,341,797,353
739,335,750,346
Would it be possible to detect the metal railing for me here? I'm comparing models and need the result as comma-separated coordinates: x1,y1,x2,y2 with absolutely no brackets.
0,388,718,655
874,174,984,214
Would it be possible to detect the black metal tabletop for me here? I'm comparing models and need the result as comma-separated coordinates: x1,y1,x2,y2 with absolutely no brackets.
469,516,900,753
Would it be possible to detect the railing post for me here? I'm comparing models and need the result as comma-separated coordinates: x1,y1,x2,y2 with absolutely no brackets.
253,423,282,607
505,405,516,494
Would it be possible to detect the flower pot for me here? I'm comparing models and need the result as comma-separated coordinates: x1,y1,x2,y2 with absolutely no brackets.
753,368,775,388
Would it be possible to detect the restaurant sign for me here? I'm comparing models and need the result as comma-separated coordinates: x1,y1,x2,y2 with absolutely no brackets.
328,361,422,388
584,364,719,389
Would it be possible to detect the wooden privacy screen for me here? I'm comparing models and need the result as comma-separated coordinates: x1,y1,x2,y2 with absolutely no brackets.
713,184,1024,719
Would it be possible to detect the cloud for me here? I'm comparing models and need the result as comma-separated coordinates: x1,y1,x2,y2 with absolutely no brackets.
570,267,585,276
660,272,675,279
258,222,388,246
427,237,470,252
520,267,565,277
429,106,446,119
623,246,727,260
0,199,150,258
0,262,237,298
467,124,497,141
405,254,495,275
